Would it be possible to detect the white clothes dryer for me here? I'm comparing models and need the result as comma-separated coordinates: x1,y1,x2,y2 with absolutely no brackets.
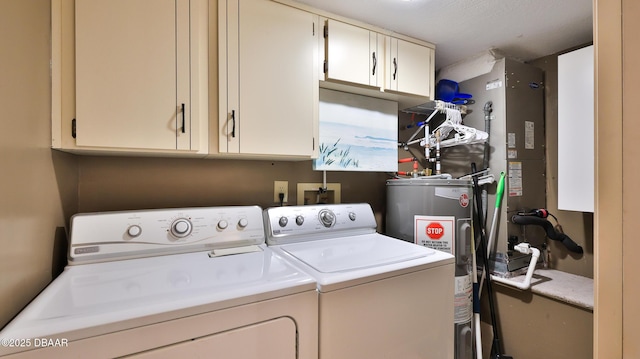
0,206,317,359
264,203,455,359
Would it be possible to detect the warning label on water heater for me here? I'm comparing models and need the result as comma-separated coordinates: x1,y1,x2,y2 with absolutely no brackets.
414,215,455,254
455,273,473,324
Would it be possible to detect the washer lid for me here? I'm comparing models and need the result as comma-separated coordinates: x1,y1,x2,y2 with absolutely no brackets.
277,234,454,292
0,247,316,343
281,234,428,273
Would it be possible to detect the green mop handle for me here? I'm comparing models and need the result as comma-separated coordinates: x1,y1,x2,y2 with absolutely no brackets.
495,172,505,207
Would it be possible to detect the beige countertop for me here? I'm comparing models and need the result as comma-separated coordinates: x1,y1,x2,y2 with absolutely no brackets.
495,268,594,311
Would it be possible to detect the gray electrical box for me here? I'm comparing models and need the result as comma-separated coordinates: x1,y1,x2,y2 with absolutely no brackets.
440,57,547,269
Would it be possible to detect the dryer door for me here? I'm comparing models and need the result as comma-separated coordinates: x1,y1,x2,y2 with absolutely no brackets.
129,317,297,358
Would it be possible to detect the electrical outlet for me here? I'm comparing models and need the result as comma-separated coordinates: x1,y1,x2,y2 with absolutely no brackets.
274,181,288,203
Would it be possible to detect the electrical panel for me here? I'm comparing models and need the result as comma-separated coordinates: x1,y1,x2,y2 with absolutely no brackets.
442,58,547,270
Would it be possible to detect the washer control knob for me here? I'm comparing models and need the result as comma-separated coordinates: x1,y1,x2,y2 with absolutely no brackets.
295,215,304,226
278,216,288,227
349,212,356,221
238,218,249,228
127,225,142,238
318,209,335,228
217,220,228,230
171,219,192,238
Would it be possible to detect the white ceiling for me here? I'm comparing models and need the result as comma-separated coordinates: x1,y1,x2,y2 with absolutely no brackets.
295,0,593,71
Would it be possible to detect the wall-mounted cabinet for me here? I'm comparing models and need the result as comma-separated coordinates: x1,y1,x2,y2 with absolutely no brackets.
317,10,435,109
557,45,594,212
52,0,434,159
384,36,434,99
216,0,318,159
323,19,382,89
52,0,209,156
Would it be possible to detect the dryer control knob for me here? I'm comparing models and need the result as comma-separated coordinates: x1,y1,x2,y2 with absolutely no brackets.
278,216,288,227
295,215,304,226
318,209,335,228
349,212,356,221
127,225,142,238
238,218,248,228
171,219,192,238
217,220,228,230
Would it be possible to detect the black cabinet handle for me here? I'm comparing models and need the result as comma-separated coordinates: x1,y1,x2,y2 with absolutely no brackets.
372,52,377,76
231,110,236,138
393,58,397,80
181,103,185,133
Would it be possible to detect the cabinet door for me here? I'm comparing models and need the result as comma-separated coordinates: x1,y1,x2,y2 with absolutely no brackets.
75,0,191,151
385,37,434,98
220,0,317,157
558,45,594,212
325,19,381,88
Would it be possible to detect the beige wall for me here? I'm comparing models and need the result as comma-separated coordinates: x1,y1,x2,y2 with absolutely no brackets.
621,1,640,357
593,0,623,357
76,156,389,230
0,0,78,328
594,0,640,357
592,0,640,356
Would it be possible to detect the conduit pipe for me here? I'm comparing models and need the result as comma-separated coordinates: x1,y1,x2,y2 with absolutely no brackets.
490,243,540,290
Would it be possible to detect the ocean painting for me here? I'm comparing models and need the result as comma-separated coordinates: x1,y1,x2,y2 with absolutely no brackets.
314,89,398,172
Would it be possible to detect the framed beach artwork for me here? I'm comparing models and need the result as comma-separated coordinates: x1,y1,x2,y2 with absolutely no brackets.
314,89,398,172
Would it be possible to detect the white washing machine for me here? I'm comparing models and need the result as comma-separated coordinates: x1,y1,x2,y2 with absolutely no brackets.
0,206,317,359
264,203,455,359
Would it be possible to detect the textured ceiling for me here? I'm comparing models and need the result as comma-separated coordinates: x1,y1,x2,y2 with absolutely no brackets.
295,0,593,71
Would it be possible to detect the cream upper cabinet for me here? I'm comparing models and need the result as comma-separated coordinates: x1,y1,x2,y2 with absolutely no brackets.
384,36,435,99
558,45,594,212
52,0,208,155
217,0,318,158
323,19,382,88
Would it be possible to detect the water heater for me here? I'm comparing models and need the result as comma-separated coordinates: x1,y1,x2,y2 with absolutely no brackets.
386,177,473,359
